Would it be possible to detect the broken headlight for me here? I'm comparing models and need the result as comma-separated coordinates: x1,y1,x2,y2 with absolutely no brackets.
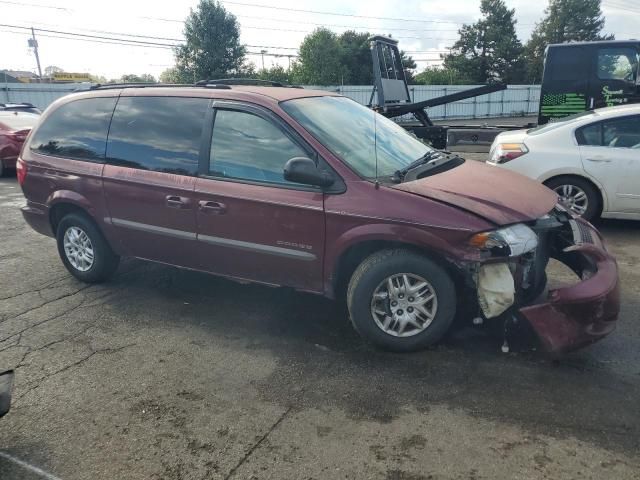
469,223,538,257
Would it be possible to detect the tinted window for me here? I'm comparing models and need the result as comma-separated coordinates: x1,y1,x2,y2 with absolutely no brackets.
549,47,588,81
576,123,602,146
30,97,116,161
106,97,209,175
209,109,307,185
597,48,638,81
603,116,640,148
577,116,640,148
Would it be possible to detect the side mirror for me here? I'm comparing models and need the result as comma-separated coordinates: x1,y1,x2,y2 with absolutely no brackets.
0,370,14,418
284,157,335,188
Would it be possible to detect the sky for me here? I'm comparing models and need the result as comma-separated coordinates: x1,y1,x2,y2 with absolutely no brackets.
1,0,638,80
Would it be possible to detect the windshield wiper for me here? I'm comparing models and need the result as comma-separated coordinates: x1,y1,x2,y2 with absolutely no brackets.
392,151,442,183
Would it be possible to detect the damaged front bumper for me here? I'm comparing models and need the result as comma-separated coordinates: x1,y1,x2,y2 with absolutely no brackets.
471,215,619,354
520,238,619,354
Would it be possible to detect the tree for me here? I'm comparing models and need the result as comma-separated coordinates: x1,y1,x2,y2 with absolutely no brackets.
414,66,471,85
292,28,345,85
443,0,525,84
255,65,292,84
159,68,182,83
338,31,373,85
524,0,612,83
119,74,156,83
175,0,246,82
44,65,63,77
400,50,417,84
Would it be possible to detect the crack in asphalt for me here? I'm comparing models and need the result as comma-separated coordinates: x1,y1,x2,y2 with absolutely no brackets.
15,343,137,403
0,284,93,324
223,406,293,480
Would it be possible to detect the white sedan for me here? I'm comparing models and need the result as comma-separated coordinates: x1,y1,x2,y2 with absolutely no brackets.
487,104,640,221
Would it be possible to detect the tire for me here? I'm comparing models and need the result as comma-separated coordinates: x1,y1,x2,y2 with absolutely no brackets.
56,213,120,283
544,176,600,222
347,249,456,352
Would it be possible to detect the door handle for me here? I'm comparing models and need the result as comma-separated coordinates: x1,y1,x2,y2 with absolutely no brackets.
586,157,612,163
198,200,227,214
165,195,190,209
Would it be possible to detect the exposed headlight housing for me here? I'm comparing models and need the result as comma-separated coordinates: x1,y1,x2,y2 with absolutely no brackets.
489,143,529,164
469,223,538,257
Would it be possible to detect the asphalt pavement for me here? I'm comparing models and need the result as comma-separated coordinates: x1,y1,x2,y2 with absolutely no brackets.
1,173,639,480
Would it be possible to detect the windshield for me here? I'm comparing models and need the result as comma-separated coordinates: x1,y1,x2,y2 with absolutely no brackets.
528,111,596,135
281,96,432,178
0,112,39,130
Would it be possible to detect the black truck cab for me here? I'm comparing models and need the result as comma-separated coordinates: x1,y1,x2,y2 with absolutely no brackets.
539,40,640,124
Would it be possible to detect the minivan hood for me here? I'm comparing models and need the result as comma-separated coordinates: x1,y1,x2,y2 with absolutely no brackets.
393,160,558,225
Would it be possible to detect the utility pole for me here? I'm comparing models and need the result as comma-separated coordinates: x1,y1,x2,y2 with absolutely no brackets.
260,50,267,70
28,27,43,82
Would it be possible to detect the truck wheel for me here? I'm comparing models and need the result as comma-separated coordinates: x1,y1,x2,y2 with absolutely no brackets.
347,249,456,352
56,213,120,283
545,176,600,222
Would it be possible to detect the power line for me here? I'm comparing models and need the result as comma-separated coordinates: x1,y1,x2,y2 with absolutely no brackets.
0,0,67,10
219,0,465,25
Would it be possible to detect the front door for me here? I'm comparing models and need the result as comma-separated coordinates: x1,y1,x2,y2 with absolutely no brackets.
591,45,640,110
102,96,210,267
193,103,326,292
578,114,640,213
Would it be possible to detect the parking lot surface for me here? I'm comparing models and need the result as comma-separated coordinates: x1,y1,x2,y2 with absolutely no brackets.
1,174,639,479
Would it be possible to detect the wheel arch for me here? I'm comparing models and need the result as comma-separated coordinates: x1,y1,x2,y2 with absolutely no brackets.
329,236,468,301
542,173,607,214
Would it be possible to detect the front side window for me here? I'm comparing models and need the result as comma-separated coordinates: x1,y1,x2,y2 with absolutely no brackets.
281,96,432,179
106,97,209,176
30,97,116,161
597,48,638,81
209,109,307,185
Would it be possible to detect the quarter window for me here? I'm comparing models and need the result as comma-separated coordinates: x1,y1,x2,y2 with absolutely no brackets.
30,97,116,161
106,97,209,176
548,47,589,81
597,48,638,81
209,109,307,185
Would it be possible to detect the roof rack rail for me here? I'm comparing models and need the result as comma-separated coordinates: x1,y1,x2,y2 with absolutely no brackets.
195,78,303,88
89,83,191,90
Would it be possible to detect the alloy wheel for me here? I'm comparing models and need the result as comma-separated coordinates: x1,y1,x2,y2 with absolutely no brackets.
370,273,438,337
63,226,95,272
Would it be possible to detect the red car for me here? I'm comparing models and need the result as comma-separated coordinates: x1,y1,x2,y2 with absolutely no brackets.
17,84,619,354
0,111,39,176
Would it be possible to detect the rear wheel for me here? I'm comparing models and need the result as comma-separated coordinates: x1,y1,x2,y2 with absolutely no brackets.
56,213,120,283
545,176,600,222
347,249,456,352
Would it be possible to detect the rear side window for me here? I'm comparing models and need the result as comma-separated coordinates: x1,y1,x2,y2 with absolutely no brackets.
597,47,638,81
576,115,640,148
548,47,589,81
106,97,209,176
30,97,116,161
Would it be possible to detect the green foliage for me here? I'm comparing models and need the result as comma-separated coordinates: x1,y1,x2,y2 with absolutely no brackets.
175,0,246,82
292,28,345,85
255,65,293,84
291,28,417,85
159,68,183,84
524,0,612,83
444,0,525,84
414,67,472,85
118,73,156,83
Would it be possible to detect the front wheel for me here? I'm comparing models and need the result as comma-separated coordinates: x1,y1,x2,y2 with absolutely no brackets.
347,249,456,352
56,213,120,283
545,176,600,222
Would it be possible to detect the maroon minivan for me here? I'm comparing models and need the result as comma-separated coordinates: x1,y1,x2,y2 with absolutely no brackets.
18,84,620,353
